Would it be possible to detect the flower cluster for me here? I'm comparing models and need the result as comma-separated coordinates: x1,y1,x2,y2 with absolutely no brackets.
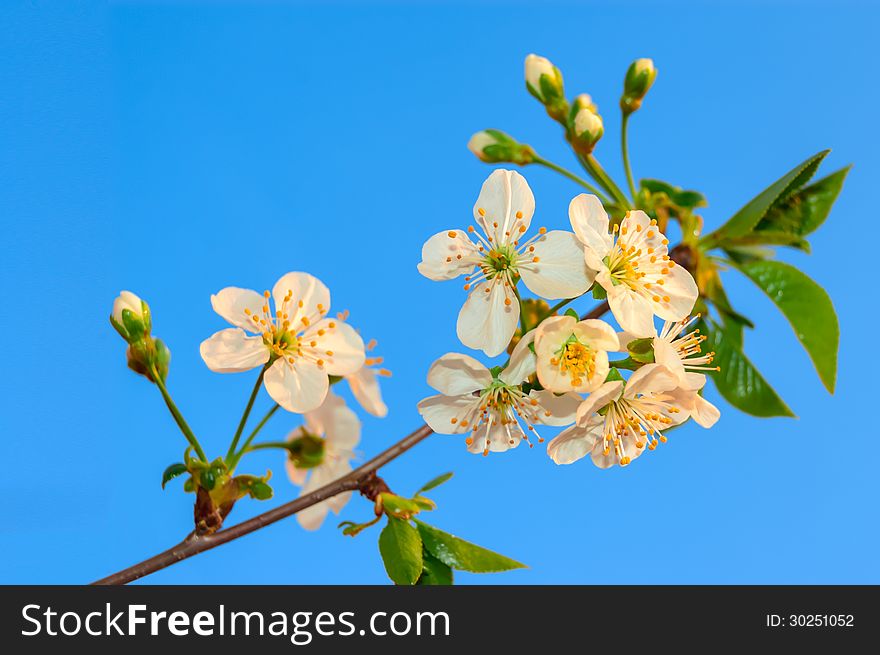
417,171,719,467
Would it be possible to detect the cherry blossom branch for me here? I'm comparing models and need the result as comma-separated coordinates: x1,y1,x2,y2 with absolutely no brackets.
92,424,433,585
94,300,613,586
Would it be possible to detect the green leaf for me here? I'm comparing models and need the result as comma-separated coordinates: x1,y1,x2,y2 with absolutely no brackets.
733,260,838,393
703,150,829,245
161,463,188,489
378,518,423,585
702,320,795,418
414,519,526,573
640,178,707,208
755,166,850,238
591,284,607,300
417,472,453,494
417,550,454,586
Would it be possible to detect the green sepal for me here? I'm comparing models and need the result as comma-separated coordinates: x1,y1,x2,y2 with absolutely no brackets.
379,492,423,520
161,463,188,489
627,337,655,363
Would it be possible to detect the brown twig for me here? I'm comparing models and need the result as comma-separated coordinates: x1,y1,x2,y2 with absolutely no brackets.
92,424,433,585
582,300,609,320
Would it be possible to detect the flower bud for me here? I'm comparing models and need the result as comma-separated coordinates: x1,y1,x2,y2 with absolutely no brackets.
110,290,151,343
467,129,536,165
524,54,567,122
567,94,604,155
621,58,657,115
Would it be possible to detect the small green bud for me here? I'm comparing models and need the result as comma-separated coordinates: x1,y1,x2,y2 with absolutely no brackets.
524,53,568,122
567,94,604,155
152,338,171,382
287,432,326,470
467,129,536,165
621,58,657,115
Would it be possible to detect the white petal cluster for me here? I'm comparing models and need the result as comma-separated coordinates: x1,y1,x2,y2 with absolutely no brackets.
418,171,720,469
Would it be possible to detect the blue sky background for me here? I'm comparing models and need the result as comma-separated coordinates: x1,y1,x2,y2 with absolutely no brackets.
1,1,876,584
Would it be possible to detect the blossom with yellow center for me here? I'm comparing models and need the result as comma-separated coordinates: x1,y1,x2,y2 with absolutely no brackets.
534,315,619,394
200,272,365,414
547,363,712,468
417,333,581,456
418,169,594,356
568,194,698,337
285,392,360,530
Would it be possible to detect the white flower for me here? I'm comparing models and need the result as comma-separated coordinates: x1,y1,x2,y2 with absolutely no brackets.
418,170,594,356
618,316,721,429
417,333,581,456
112,290,146,325
344,338,390,418
534,315,619,394
285,392,360,531
569,194,698,337
200,272,365,414
547,363,695,468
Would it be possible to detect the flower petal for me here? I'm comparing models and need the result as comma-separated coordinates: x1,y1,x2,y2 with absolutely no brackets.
568,194,612,259
210,287,267,332
653,335,687,386
519,230,594,299
456,280,519,357
417,394,480,434
303,319,365,376
199,328,269,373
417,230,480,281
575,381,623,426
264,358,329,414
573,319,620,352
547,421,602,465
296,464,349,531
468,420,521,454
530,389,582,426
624,362,679,398
306,392,361,451
473,169,535,245
272,272,331,332
607,283,656,337
347,366,388,418
650,265,699,322
499,328,536,385
426,353,492,395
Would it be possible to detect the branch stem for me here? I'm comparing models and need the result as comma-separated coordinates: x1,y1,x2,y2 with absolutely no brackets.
93,424,434,585
621,112,637,201
533,156,611,204
151,366,208,462
226,366,267,462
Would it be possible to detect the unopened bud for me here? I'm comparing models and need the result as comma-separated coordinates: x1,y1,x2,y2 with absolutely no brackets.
621,58,657,115
467,129,536,165
110,290,151,343
524,54,567,122
568,95,604,155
